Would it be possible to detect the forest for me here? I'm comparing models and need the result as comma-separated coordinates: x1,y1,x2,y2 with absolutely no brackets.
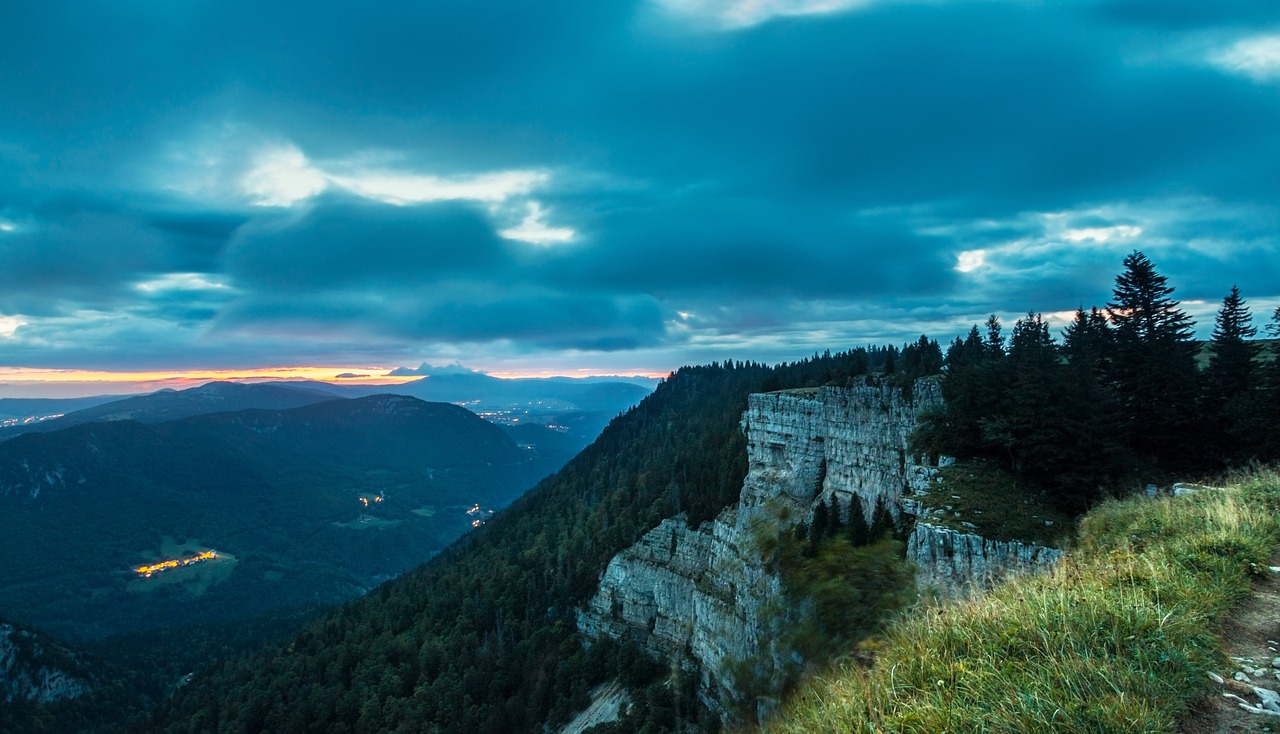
912,251,1280,512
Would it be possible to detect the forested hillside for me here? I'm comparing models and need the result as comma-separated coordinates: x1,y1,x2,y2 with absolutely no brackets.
0,395,549,645
154,347,943,733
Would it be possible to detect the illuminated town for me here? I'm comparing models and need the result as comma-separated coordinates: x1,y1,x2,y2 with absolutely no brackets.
358,495,384,507
134,550,218,578
467,503,495,528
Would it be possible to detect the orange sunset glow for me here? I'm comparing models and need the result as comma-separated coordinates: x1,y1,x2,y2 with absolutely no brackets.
0,366,420,395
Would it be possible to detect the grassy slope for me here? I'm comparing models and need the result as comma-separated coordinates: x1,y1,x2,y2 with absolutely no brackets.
770,469,1280,733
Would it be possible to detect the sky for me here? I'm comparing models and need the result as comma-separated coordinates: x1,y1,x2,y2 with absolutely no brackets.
2,0,1279,396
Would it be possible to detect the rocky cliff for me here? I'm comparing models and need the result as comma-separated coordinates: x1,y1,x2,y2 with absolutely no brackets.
906,523,1064,593
0,621,95,705
577,381,954,718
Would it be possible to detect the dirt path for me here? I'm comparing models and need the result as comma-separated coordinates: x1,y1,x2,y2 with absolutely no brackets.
1179,561,1280,734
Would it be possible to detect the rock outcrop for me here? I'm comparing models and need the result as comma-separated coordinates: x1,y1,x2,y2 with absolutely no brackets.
577,381,950,717
906,522,1064,593
0,621,94,704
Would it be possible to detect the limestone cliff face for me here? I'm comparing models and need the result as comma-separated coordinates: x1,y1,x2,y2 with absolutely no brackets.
906,523,1064,593
0,622,94,705
577,379,1067,719
577,381,947,716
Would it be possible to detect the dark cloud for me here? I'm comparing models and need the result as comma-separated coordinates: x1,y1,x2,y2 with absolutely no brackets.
1088,0,1280,29
225,197,513,290
0,0,1277,378
386,363,478,377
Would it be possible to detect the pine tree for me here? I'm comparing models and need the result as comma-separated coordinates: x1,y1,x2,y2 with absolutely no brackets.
868,497,895,541
1062,307,1112,379
846,494,870,547
1058,307,1130,504
1105,251,1201,470
1004,313,1065,476
1205,285,1262,462
1262,308,1280,460
917,323,1004,460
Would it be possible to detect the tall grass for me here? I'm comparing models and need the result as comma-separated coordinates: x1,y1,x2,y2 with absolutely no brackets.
769,469,1280,733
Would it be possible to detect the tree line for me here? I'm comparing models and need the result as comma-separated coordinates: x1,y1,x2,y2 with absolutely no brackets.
913,250,1280,511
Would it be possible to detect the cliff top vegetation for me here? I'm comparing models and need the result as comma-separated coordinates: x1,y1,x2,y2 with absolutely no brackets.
771,468,1280,733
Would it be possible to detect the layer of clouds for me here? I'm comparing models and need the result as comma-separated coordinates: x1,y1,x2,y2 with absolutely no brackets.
0,0,1277,379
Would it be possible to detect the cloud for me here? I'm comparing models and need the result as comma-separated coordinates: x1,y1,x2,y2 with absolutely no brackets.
326,169,548,207
240,145,330,207
385,362,478,377
650,0,874,28
333,372,369,379
1,0,1279,380
1210,33,1280,81
0,316,25,339
499,202,575,245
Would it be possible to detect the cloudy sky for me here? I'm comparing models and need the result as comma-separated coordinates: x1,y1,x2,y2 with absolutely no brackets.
2,0,1278,395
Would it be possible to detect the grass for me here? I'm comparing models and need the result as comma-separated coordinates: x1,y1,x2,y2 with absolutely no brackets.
768,468,1280,734
913,460,1073,547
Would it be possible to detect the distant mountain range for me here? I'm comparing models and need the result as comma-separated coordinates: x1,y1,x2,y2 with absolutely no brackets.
267,372,655,413
0,374,655,441
0,382,341,437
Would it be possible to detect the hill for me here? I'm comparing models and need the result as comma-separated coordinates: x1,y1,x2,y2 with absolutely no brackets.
0,395,122,427
0,381,341,439
0,394,552,646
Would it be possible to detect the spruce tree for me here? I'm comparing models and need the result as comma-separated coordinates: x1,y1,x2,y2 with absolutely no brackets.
1058,307,1130,503
1005,313,1066,479
1105,251,1201,470
1205,285,1262,462
846,494,870,547
1263,308,1280,460
1062,307,1112,379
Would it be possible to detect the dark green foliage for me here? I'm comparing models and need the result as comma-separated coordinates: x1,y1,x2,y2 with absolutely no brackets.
914,324,1005,460
1058,307,1131,498
153,353,875,733
781,538,913,660
846,494,870,547
1105,251,1201,469
733,505,914,721
1205,285,1263,462
1003,312,1119,509
1264,309,1280,461
914,253,1275,510
0,396,543,644
867,497,896,542
769,530,914,671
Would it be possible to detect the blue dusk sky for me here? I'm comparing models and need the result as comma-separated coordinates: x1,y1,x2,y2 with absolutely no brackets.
2,0,1278,395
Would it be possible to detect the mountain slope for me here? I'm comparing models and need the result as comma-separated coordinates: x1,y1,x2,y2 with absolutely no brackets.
0,381,341,439
0,395,121,422
0,395,549,643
